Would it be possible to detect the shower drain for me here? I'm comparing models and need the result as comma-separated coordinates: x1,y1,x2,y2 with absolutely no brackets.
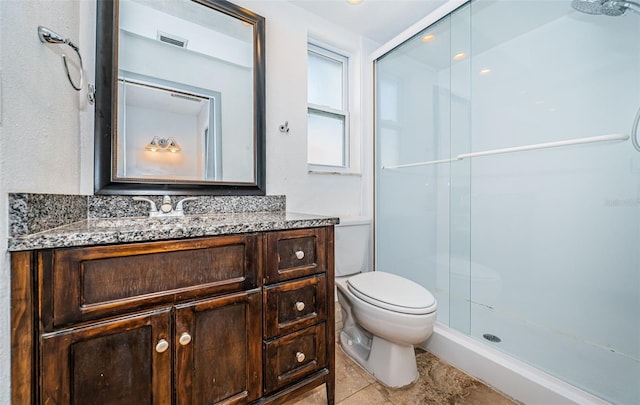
483,333,502,343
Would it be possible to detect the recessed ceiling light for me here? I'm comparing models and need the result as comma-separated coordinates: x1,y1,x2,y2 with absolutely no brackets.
421,34,436,43
479,68,491,75
347,0,363,4
453,52,466,61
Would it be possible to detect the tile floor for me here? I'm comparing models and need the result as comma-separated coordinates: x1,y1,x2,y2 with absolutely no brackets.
284,308,519,405
284,346,519,405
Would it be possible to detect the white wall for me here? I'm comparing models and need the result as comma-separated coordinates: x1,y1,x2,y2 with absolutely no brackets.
124,105,201,179
233,0,375,217
0,1,373,402
119,0,253,68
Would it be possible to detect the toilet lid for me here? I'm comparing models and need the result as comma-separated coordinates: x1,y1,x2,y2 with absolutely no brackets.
347,271,437,315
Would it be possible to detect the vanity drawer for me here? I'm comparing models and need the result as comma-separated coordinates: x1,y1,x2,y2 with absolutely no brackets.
42,235,261,329
264,228,327,284
263,274,327,339
263,323,327,394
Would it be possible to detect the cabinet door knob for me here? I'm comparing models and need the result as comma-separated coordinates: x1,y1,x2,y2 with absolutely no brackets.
295,351,306,363
295,250,305,260
295,301,305,312
179,332,192,346
155,339,169,353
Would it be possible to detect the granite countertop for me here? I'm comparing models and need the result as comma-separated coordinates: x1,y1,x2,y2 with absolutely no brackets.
8,211,339,251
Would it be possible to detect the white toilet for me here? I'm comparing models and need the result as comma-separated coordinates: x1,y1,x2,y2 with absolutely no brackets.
335,217,437,388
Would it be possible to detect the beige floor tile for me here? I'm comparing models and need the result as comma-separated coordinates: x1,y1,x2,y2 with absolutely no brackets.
336,345,376,384
334,347,350,371
373,350,519,405
335,361,372,401
339,385,393,405
279,346,518,405
335,322,343,341
282,384,327,405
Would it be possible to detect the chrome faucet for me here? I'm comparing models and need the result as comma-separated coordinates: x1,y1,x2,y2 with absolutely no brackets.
133,196,197,217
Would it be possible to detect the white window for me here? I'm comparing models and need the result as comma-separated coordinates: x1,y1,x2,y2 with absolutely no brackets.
307,43,349,169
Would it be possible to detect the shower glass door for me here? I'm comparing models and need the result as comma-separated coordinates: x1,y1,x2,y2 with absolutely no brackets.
375,1,640,404
375,10,455,326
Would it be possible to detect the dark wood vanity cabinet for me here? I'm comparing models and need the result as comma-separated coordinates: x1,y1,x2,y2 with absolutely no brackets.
11,227,335,405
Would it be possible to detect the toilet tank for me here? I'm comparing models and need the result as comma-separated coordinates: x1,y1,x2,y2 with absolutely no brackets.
335,216,371,277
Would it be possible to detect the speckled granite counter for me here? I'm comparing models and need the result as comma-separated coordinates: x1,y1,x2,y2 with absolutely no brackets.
8,193,338,251
8,211,339,251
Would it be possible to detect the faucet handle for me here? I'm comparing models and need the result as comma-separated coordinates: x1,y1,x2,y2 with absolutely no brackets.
175,197,198,214
133,197,158,216
159,196,173,214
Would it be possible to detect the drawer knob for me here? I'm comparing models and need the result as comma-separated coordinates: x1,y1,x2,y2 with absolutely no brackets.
295,250,305,260
295,301,305,312
295,351,306,363
155,339,169,353
179,332,192,346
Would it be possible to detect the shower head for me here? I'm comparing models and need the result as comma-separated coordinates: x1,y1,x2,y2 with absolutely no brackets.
571,0,640,15
601,2,628,15
605,0,640,14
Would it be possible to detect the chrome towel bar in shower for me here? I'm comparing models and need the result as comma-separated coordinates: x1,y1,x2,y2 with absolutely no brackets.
382,133,630,169
37,26,84,92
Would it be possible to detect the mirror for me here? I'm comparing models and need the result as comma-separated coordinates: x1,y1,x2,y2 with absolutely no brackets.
95,0,265,195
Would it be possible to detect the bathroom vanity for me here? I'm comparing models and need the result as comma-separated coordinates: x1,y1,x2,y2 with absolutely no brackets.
9,195,337,405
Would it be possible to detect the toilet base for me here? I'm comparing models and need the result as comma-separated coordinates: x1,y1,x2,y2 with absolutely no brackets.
340,331,419,388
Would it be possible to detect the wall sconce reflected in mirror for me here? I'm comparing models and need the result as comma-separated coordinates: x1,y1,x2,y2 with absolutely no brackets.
145,137,182,153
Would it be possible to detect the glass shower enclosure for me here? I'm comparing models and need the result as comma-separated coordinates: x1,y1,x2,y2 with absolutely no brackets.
374,1,640,404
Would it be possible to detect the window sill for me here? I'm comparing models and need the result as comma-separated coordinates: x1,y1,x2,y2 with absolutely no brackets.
308,169,362,176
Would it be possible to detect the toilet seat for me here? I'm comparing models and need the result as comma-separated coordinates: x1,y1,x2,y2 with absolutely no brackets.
347,271,436,315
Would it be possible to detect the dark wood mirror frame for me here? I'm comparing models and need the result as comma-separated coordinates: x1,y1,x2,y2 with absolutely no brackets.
94,0,266,195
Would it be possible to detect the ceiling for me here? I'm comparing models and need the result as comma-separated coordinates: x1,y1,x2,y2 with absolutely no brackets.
287,0,448,44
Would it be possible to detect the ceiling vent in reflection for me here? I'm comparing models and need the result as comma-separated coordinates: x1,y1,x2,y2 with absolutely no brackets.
171,93,203,103
156,31,188,48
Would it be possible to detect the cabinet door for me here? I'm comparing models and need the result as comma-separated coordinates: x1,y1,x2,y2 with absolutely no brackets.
41,308,172,405
175,289,263,405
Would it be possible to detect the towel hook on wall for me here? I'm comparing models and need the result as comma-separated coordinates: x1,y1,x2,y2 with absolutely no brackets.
37,26,85,93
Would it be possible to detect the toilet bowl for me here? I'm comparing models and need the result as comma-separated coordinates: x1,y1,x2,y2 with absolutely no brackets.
334,217,438,387
336,271,437,388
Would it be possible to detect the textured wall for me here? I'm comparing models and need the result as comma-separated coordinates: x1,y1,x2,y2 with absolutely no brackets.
1,1,88,402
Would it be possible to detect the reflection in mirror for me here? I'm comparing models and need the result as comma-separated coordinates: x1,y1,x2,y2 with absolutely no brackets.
95,0,265,195
116,74,223,181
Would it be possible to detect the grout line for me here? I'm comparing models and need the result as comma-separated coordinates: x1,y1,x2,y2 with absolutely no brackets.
336,381,374,405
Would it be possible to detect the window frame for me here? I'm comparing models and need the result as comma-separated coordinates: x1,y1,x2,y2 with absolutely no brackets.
307,41,352,172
